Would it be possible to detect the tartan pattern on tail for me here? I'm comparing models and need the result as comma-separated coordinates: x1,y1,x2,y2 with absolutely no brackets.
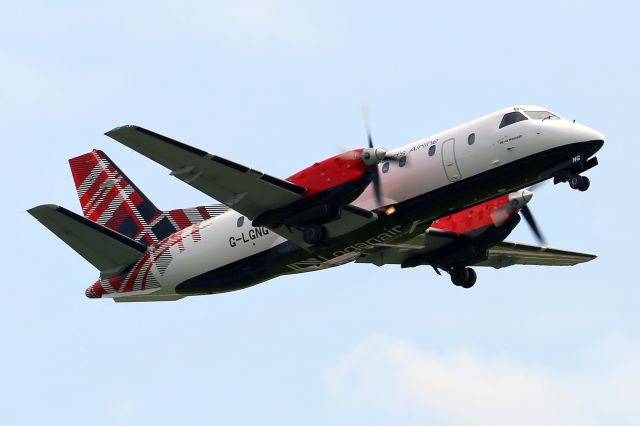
69,149,228,246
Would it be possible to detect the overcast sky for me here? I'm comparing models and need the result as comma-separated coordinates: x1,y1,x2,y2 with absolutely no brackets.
2,1,639,425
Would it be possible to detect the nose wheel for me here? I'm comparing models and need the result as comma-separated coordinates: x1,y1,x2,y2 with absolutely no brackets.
449,266,477,288
569,175,590,192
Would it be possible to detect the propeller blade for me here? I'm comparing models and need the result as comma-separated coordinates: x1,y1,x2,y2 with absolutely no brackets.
361,104,374,149
520,204,547,246
370,166,383,205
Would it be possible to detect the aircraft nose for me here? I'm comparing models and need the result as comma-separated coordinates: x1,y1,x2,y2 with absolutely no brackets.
573,122,605,144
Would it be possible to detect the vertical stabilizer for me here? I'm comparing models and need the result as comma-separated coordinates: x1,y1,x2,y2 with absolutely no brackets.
69,149,228,245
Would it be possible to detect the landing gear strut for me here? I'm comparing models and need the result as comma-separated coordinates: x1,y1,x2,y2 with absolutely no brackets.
449,266,477,288
302,224,329,245
568,175,590,192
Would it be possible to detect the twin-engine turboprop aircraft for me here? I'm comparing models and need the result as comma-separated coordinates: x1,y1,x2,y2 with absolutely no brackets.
30,105,604,301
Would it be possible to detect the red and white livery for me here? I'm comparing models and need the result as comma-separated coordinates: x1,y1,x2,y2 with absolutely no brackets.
30,105,604,301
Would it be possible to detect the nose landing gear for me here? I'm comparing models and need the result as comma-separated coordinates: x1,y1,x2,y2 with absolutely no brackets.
568,175,590,192
551,154,598,192
449,266,477,288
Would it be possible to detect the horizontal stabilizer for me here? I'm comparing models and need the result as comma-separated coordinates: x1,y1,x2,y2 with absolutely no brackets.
114,294,186,303
28,204,146,275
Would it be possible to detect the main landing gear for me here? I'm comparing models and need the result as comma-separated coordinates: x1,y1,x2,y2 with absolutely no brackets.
449,266,477,289
568,174,590,192
302,224,329,245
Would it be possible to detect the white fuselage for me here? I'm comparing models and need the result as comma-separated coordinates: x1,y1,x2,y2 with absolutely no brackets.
122,105,604,298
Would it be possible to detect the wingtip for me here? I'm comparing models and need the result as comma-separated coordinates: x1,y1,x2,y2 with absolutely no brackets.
27,204,61,217
105,124,140,137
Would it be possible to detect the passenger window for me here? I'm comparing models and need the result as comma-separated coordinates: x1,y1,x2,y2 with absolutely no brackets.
399,156,407,167
382,162,390,173
468,133,475,145
237,216,244,227
428,145,436,156
499,112,528,129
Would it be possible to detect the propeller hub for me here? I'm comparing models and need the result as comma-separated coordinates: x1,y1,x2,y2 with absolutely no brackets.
508,189,533,208
361,147,387,166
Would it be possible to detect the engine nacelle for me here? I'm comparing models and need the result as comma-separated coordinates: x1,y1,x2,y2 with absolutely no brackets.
401,190,533,269
253,148,386,228
286,148,387,197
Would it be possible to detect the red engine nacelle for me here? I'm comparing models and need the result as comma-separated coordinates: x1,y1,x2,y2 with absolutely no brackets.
286,148,369,197
433,191,532,235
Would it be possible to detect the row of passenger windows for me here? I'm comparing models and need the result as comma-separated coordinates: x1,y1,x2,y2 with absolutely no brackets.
380,133,477,173
380,134,475,173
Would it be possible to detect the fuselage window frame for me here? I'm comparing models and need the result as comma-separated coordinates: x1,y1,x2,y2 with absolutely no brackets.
399,156,407,167
428,145,436,157
237,216,245,227
468,133,475,145
499,111,528,129
382,162,390,173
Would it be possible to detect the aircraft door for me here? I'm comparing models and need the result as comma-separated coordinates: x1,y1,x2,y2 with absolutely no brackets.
442,138,462,181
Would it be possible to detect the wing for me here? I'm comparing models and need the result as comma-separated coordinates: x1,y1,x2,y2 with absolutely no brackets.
105,125,306,220
474,241,597,268
106,125,378,248
356,234,596,268
355,229,452,266
29,204,146,276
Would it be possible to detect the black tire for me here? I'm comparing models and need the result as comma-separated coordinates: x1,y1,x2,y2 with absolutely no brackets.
578,176,590,192
460,268,477,288
569,175,582,190
450,267,469,286
302,224,328,245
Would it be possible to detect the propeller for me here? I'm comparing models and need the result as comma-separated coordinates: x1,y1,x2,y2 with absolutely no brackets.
491,189,547,246
520,204,546,246
360,105,402,206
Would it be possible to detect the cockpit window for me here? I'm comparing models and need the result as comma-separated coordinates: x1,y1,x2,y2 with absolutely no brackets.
524,111,560,121
499,111,528,129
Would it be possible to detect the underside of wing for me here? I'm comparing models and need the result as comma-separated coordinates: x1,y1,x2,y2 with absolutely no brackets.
473,241,597,268
275,205,378,248
356,231,596,270
105,125,306,220
28,204,146,276
355,228,455,266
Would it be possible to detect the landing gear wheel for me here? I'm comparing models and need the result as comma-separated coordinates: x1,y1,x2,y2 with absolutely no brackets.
450,267,476,288
569,175,590,191
302,224,329,245
460,268,477,288
578,176,590,191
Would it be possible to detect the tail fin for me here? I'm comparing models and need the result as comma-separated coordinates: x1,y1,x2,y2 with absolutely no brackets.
69,149,228,245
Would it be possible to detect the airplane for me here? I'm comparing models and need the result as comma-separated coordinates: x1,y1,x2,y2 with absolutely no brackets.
29,105,604,302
